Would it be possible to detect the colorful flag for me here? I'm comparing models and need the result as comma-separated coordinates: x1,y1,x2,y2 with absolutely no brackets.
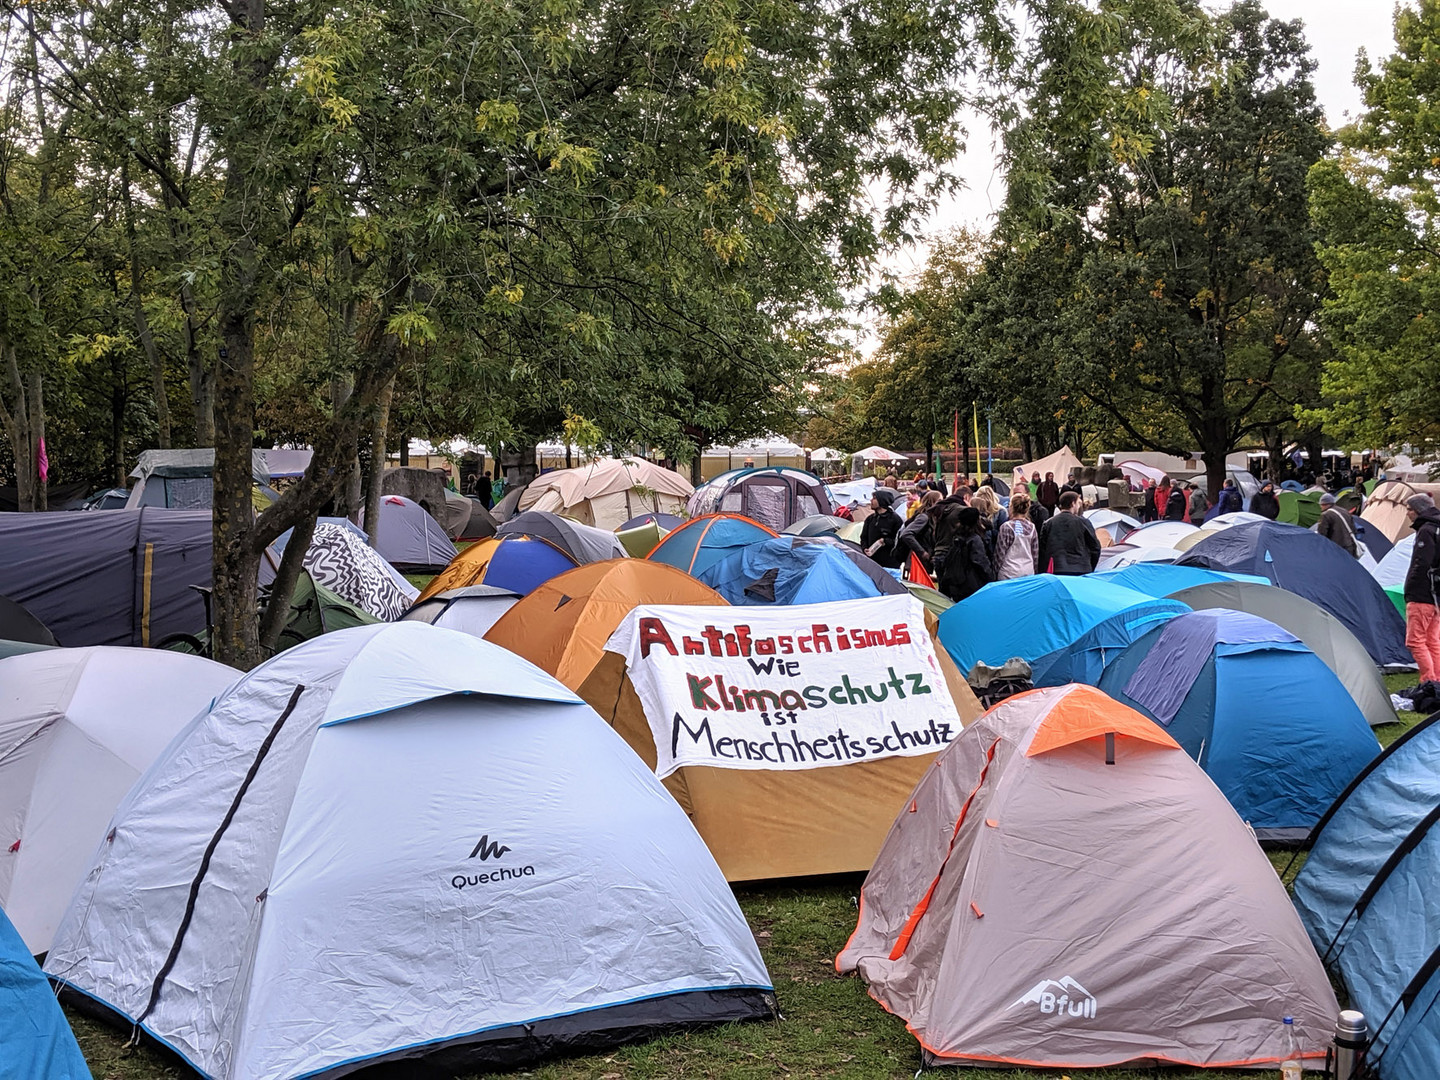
36,437,48,484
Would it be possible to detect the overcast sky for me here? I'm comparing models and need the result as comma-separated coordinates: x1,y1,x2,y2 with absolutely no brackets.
878,0,1403,282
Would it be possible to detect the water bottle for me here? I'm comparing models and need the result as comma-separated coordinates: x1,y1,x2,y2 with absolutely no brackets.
1280,1015,1302,1080
1332,1010,1367,1080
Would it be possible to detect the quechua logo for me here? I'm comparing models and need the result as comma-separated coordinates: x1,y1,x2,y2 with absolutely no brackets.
452,834,535,890
469,834,511,860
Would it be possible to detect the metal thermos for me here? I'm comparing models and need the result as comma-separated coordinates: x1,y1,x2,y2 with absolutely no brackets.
1331,1009,1367,1080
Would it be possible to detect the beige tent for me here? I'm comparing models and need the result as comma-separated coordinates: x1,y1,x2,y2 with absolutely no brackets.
1362,479,1440,543
578,616,982,882
836,684,1338,1069
518,457,693,529
1016,446,1085,481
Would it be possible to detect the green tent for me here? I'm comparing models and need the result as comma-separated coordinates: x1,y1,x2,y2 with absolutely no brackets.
1277,489,1324,528
904,582,953,618
617,519,668,558
272,570,379,651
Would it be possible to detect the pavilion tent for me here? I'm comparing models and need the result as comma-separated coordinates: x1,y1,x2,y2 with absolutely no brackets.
1096,610,1379,840
417,535,579,602
361,494,458,572
401,585,522,638
484,560,728,691
1016,446,1085,482
0,647,237,954
0,508,211,648
45,623,774,1079
497,510,627,564
1176,519,1412,668
696,535,907,606
580,597,982,881
518,458,693,530
1170,580,1397,729
836,684,1339,1070
0,906,89,1078
0,595,58,646
937,576,1187,686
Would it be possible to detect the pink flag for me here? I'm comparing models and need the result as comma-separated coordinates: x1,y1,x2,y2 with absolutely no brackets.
36,437,48,484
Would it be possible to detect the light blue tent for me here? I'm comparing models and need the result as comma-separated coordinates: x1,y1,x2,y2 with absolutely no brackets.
1098,609,1379,841
936,575,1187,686
0,906,88,1078
1090,563,1271,598
1380,945,1440,1080
697,535,905,606
1294,714,1440,956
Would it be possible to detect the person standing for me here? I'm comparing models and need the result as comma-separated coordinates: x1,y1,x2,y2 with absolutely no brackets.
1140,478,1157,523
1038,471,1061,512
1189,483,1208,522
897,491,942,574
1251,483,1281,520
1217,477,1243,515
1316,492,1359,558
1154,475,1172,522
994,492,1040,579
1164,484,1188,522
1038,491,1101,575
1404,494,1440,683
938,506,994,602
861,489,904,568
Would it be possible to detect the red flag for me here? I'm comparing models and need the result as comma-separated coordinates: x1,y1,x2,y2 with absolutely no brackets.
36,437,48,484
909,554,935,588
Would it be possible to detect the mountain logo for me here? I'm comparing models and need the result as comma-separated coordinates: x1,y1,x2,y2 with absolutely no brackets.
468,835,511,861
1011,975,1097,1020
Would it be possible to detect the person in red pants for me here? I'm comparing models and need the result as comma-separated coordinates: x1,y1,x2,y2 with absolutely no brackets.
1405,493,1440,683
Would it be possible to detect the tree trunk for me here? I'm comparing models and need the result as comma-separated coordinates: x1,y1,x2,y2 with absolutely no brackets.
398,432,409,466
29,370,45,510
331,374,362,517
364,376,394,549
122,163,171,448
257,511,314,652
0,341,35,511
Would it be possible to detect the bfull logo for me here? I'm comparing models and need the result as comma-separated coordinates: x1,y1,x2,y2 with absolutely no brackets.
1011,976,1097,1020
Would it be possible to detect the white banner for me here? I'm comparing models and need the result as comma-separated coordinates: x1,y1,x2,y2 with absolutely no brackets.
604,595,962,778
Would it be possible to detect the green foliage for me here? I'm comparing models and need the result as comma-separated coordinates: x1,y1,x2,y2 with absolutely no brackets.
1304,0,1440,454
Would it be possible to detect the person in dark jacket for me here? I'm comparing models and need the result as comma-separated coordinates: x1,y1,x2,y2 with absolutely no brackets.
1188,484,1208,522
1216,478,1243,515
1316,492,1359,557
1038,472,1061,512
1164,486,1188,521
1038,491,1101,575
939,506,994,602
897,491,942,572
928,489,970,574
1028,499,1051,530
1251,483,1281,520
861,489,904,568
1141,479,1157,523
1404,493,1440,683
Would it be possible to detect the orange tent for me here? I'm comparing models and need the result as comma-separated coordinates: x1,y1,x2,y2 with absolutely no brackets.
415,535,577,603
484,560,728,690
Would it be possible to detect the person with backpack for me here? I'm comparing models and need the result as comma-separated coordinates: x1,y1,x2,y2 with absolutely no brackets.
1164,484,1188,522
1404,494,1440,683
897,490,942,575
1316,492,1359,558
938,506,994,602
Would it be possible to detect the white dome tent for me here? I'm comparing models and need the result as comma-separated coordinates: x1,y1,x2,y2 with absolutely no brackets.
45,623,772,1079
0,647,238,954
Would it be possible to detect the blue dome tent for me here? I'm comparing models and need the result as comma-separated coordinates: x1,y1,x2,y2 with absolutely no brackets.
1176,520,1411,668
1098,609,1379,841
697,535,905,606
936,576,1187,686
1090,563,1271,597
647,514,778,578
0,907,88,1077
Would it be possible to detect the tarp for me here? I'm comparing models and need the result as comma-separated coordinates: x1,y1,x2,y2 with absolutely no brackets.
697,535,907,606
0,595,58,646
1176,520,1412,667
417,535,578,602
484,560,726,691
0,508,211,647
647,514,778,577
1016,446,1085,481
687,467,834,531
0,647,236,954
400,585,521,638
937,576,1187,686
837,684,1338,1069
1097,611,1379,840
578,600,982,880
518,458,692,530
45,623,774,1079
0,906,89,1078
1170,580,1398,729
361,494,457,571
497,509,627,564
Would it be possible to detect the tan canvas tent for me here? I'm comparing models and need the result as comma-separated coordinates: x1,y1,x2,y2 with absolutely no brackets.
837,684,1338,1069
1363,479,1440,543
1015,446,1085,482
517,457,693,529
576,602,982,882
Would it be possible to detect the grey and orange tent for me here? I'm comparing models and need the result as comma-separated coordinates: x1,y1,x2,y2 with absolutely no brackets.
836,683,1338,1069
492,571,983,881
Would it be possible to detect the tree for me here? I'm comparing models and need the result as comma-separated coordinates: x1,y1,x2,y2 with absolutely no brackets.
1305,0,1440,456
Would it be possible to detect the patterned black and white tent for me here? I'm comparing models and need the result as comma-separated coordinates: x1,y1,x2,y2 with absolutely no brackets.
263,522,418,620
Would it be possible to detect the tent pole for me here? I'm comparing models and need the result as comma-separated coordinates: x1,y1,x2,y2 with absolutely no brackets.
953,410,959,489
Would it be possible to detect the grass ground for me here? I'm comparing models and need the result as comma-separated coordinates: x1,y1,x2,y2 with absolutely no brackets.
64,679,1426,1080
